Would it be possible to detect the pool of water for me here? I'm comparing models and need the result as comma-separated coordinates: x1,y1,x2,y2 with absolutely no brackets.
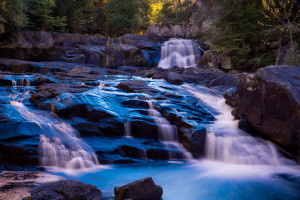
51,160,300,200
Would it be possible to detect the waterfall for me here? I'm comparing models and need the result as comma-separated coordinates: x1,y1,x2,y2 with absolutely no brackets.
147,100,192,159
10,76,31,87
10,101,99,170
124,121,131,137
158,38,197,69
184,85,295,166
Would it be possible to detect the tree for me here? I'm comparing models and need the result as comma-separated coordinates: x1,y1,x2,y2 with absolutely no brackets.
27,0,56,31
104,0,141,36
0,0,28,32
260,0,300,65
204,0,266,67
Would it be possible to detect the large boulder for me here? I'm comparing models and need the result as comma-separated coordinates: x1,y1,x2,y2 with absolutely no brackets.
114,177,163,200
165,72,183,85
27,180,102,200
229,66,300,157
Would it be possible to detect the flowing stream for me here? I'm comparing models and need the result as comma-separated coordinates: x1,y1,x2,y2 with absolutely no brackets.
4,74,300,199
158,38,197,69
184,84,295,166
10,101,99,170
147,100,192,159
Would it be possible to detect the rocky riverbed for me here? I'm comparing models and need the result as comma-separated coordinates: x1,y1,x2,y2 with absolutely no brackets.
0,31,299,200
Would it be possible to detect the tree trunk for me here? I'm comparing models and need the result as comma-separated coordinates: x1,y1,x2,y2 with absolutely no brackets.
172,0,178,20
276,30,284,66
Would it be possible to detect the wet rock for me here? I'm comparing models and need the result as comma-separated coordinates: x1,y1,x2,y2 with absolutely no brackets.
190,128,207,158
238,118,254,134
116,80,159,94
27,180,102,200
114,177,163,200
230,66,300,157
0,78,12,86
223,88,236,107
165,72,183,85
121,99,149,109
30,89,54,104
117,145,146,159
146,148,169,160
130,120,159,139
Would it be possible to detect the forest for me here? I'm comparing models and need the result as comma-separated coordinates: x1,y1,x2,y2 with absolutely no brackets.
0,0,299,69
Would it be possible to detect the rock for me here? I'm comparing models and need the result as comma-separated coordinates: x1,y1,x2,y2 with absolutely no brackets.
116,80,159,94
238,118,254,134
114,177,163,200
69,67,91,74
223,87,236,106
13,31,55,47
147,23,186,38
189,128,207,158
60,54,86,64
27,180,102,200
200,50,232,70
130,120,159,139
165,72,183,85
119,34,157,50
0,46,63,61
117,145,146,159
230,66,300,157
146,148,169,160
0,78,12,86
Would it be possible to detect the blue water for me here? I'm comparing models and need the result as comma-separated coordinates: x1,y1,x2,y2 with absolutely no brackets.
51,160,300,200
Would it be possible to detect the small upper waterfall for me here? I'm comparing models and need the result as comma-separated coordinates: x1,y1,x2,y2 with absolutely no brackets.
158,38,197,69
11,101,99,170
184,85,295,166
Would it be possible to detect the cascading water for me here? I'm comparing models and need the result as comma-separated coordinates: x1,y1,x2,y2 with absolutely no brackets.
9,76,31,87
147,100,192,159
158,38,197,69
124,121,131,137
184,85,295,166
10,101,99,170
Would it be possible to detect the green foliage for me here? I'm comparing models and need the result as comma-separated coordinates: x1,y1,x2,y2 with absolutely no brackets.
0,0,28,41
283,42,300,66
204,0,264,64
104,0,151,36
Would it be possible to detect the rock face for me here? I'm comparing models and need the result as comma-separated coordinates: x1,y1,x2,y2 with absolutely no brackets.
198,50,232,70
147,24,186,38
229,66,300,157
114,177,163,200
27,180,102,200
0,32,163,68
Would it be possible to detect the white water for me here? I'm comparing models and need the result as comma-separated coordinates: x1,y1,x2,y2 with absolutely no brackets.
124,121,131,137
184,85,296,166
11,77,31,87
158,38,197,69
147,100,192,159
10,101,99,170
